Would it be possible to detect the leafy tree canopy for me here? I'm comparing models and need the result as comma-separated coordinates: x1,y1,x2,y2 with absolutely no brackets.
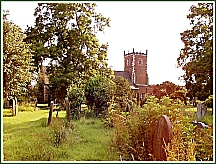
24,3,113,101
152,81,182,99
3,11,34,100
177,3,213,101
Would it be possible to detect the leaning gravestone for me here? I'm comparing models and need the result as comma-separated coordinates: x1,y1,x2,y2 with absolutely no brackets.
152,115,172,161
197,103,207,120
12,98,15,116
14,97,18,115
12,97,18,116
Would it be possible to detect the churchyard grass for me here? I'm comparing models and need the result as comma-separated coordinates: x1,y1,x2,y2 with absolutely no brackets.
3,102,213,161
3,109,118,161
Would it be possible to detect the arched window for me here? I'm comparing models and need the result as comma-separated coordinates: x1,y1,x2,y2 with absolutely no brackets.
138,58,143,66
127,58,130,66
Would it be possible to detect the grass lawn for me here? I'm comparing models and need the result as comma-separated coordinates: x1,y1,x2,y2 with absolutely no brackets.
3,109,119,161
3,105,213,161
182,106,213,125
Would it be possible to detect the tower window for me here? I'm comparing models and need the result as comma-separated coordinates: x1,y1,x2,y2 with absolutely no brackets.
127,58,130,66
138,58,143,66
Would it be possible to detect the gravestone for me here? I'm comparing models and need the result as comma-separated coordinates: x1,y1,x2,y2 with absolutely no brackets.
12,98,15,116
48,101,54,126
12,97,18,116
197,103,207,120
14,97,18,115
152,115,172,161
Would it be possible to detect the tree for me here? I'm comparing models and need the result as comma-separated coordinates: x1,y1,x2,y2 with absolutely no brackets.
33,71,45,103
25,3,112,101
3,11,34,101
24,26,50,73
84,75,115,117
113,76,133,110
177,3,213,101
67,86,85,119
152,81,182,99
170,89,187,104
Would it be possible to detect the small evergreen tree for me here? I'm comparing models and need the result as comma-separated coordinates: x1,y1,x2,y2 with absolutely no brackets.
84,75,115,117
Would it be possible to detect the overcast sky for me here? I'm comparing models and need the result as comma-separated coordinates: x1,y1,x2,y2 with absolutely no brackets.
2,1,199,86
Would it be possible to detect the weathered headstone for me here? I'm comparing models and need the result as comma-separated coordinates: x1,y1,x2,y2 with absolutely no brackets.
197,103,207,120
12,98,16,116
34,97,38,111
15,97,18,115
48,101,54,126
152,115,172,161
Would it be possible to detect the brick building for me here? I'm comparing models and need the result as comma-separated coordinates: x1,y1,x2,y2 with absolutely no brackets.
114,48,153,100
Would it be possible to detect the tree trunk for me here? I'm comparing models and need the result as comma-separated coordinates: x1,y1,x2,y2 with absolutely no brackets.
65,97,71,122
48,101,54,126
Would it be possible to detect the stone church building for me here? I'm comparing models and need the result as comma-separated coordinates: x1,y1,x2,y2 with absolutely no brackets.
114,48,153,100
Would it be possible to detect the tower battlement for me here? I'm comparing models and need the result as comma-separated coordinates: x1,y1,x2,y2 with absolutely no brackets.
124,48,148,56
114,47,153,97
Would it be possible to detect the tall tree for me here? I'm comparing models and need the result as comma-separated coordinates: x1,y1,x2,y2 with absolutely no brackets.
25,3,112,101
152,81,182,99
3,11,34,100
113,76,133,109
177,3,213,101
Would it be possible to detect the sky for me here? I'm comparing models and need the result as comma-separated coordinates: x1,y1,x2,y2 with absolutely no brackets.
2,1,200,86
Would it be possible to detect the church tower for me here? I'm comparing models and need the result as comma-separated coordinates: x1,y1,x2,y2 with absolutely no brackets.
124,48,149,87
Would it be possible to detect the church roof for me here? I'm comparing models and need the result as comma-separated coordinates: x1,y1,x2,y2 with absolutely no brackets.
114,71,139,90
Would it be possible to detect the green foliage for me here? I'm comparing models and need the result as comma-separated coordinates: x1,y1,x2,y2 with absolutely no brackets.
204,95,213,108
166,123,196,161
3,11,34,100
33,70,45,102
84,75,115,117
170,89,187,103
67,86,85,119
177,3,213,101
25,3,112,101
152,81,182,99
110,96,213,161
194,126,213,161
18,105,35,112
110,96,184,161
113,76,133,111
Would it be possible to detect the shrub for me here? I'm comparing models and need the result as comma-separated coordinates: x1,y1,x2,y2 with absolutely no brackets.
84,75,115,117
113,76,133,111
67,86,85,119
110,96,213,161
110,96,184,161
166,123,196,161
194,126,213,161
204,95,213,108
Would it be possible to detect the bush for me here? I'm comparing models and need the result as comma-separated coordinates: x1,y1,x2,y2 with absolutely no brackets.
113,76,133,111
205,95,213,108
67,86,85,119
84,75,115,117
110,96,184,160
110,96,213,161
